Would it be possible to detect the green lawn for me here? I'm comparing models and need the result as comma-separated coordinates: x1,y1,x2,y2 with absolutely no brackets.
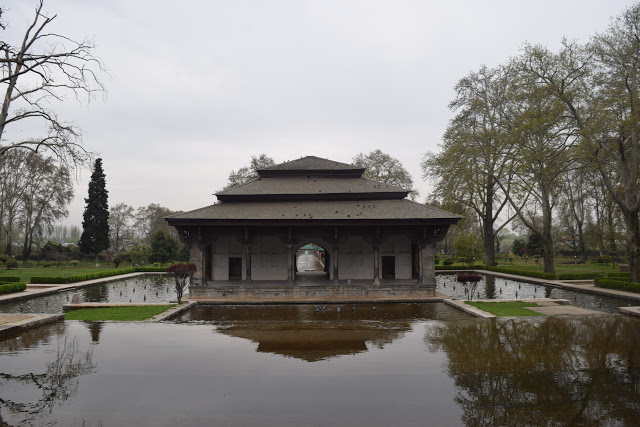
64,305,176,321
466,301,546,317
0,265,165,283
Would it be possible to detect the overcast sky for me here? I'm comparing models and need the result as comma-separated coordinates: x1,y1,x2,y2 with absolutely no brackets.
3,0,636,226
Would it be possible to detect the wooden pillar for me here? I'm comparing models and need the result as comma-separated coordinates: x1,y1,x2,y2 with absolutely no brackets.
373,227,380,286
333,245,339,283
420,242,435,286
244,227,252,283
332,227,339,283
245,243,252,283
287,244,293,283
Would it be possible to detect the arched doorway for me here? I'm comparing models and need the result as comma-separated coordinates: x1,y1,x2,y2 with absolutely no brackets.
295,243,328,280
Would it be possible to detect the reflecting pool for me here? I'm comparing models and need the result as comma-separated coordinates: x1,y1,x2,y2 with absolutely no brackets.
436,273,633,313
1,307,639,426
0,275,176,314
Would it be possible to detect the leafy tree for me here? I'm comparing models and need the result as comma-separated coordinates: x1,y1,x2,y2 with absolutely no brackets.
129,243,150,266
353,149,418,200
526,233,544,257
224,154,275,189
453,232,483,266
0,0,105,165
150,230,178,265
511,238,526,257
79,159,109,266
423,65,516,266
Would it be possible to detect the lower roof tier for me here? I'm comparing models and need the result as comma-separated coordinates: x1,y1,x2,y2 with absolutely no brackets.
166,199,461,226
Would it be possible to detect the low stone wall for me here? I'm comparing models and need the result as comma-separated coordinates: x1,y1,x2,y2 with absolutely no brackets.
189,282,435,299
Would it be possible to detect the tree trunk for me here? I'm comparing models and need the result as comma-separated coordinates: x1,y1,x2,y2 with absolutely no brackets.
94,253,100,268
541,189,555,274
482,185,496,267
577,221,586,262
625,213,640,283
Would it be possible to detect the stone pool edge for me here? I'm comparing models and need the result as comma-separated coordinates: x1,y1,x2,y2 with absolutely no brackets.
0,313,64,338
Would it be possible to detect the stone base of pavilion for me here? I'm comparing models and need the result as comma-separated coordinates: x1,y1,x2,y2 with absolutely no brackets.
185,278,439,303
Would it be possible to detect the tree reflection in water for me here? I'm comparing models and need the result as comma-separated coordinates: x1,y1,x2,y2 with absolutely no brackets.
0,330,97,426
425,316,640,425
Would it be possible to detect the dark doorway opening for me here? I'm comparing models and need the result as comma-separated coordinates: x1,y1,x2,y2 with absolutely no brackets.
382,256,395,279
229,257,242,280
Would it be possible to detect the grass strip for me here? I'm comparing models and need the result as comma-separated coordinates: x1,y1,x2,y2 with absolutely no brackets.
465,301,545,317
65,305,176,321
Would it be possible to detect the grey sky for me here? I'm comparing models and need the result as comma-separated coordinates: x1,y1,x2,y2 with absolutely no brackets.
4,0,635,225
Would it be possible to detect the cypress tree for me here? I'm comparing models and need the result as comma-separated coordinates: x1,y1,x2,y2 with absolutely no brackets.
79,158,110,266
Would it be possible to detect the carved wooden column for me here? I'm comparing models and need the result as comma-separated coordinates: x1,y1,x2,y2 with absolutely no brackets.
373,227,380,286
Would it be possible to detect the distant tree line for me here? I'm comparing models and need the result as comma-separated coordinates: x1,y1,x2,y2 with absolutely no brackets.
423,3,640,281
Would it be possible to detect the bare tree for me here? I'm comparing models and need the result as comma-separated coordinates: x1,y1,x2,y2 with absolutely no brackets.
224,154,275,189
109,202,134,250
0,0,105,166
19,153,73,260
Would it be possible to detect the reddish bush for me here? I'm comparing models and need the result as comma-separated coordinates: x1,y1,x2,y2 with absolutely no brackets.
166,263,197,303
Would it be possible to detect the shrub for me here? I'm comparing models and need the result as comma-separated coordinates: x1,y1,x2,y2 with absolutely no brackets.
443,258,454,266
557,273,605,280
0,276,20,282
5,258,18,269
607,272,631,279
595,278,640,293
436,264,486,270
70,260,80,268
486,266,557,280
166,263,197,303
0,282,27,293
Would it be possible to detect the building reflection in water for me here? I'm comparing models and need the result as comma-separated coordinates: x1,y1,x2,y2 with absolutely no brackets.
424,316,640,425
0,324,97,426
177,302,472,362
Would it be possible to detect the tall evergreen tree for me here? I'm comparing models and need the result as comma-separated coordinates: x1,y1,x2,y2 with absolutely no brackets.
79,158,109,266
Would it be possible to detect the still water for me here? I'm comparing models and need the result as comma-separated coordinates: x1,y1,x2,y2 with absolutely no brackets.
0,273,636,315
0,275,175,314
436,273,632,313
1,307,639,426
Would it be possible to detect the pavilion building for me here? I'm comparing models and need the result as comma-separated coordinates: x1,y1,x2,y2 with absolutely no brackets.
166,156,460,299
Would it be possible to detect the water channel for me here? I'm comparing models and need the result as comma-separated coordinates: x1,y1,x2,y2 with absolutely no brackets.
1,274,640,425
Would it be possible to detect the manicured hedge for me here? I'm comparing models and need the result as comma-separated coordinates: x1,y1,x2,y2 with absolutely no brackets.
30,267,168,284
0,282,27,293
595,278,640,293
0,276,20,282
557,273,605,280
435,265,487,271
486,266,557,280
607,272,631,279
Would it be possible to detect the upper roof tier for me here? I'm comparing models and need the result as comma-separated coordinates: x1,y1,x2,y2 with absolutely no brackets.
257,156,365,178
216,176,409,201
216,155,408,201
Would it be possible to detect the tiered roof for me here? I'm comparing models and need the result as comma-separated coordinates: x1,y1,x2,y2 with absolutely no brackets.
167,156,460,226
